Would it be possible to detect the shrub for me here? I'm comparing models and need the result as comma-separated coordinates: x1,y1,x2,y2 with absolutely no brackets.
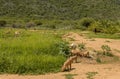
78,17,95,30
12,23,22,28
101,45,111,52
104,26,118,34
78,43,86,51
88,21,102,33
96,57,102,63
58,42,70,57
101,45,113,57
99,20,119,34
26,21,36,28
50,25,56,29
34,20,42,26
43,24,56,29
0,20,7,27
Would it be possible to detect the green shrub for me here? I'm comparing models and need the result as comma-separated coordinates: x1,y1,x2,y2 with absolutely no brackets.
0,20,7,27
101,45,111,52
99,20,119,34
78,18,95,30
78,43,86,51
105,52,114,57
58,42,70,57
34,20,43,26
26,21,36,28
12,23,22,28
88,21,102,33
96,57,102,63
42,24,56,29
104,26,118,34
101,45,113,57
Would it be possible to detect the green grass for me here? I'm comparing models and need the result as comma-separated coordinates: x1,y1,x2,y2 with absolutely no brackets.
96,57,102,63
0,28,66,74
86,32,120,39
63,74,78,79
86,72,98,79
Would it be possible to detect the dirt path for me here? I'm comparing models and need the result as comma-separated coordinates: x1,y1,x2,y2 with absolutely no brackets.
1,63,120,79
63,32,120,56
1,32,120,79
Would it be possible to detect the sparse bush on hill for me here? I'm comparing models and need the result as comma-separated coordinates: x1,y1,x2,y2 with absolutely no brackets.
0,0,120,20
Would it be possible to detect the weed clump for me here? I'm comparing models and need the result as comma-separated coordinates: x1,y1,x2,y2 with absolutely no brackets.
101,45,113,57
58,42,70,58
78,43,86,51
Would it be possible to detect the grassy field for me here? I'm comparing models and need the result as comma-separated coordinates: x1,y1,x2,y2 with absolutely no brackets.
0,27,120,74
0,28,67,74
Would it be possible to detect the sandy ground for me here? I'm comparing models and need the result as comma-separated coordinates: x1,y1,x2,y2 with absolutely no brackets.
0,32,120,79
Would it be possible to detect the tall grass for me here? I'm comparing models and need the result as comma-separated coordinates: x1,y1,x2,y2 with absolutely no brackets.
0,28,66,74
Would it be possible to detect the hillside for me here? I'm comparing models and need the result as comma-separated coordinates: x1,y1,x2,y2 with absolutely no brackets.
0,0,120,20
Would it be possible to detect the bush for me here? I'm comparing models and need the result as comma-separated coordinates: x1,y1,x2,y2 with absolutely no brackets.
101,45,111,52
12,23,22,28
42,24,56,29
88,20,119,34
78,18,95,30
78,43,86,51
34,20,43,26
96,57,102,63
103,26,118,34
99,20,119,34
88,21,102,33
50,25,56,29
26,21,36,28
0,20,7,27
58,42,70,57
101,45,114,57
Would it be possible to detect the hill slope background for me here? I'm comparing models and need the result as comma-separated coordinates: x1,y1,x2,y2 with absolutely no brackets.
0,0,120,20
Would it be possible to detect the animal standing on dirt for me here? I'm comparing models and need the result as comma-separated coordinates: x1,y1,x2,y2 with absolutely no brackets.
82,50,89,57
70,43,87,62
61,56,77,72
70,43,82,56
70,43,80,62
87,50,97,59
